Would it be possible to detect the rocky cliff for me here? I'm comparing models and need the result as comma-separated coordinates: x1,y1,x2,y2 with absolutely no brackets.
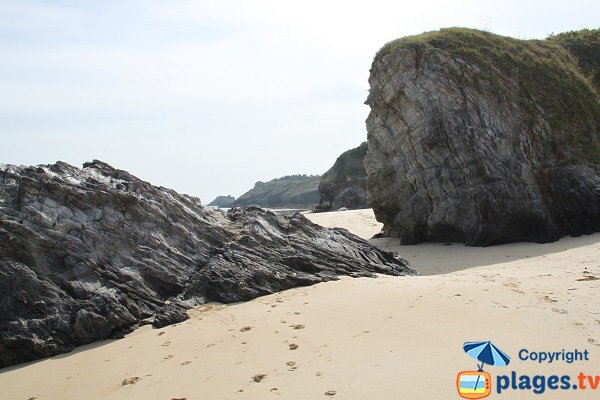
365,28,600,246
233,175,320,209
207,195,236,208
0,161,413,367
315,142,368,212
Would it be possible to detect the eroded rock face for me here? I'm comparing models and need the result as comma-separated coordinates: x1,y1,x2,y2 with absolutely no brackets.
365,29,600,246
0,160,412,367
315,142,368,212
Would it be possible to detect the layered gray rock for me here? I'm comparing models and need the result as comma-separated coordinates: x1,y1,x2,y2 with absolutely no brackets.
365,28,600,246
315,142,368,212
0,160,412,367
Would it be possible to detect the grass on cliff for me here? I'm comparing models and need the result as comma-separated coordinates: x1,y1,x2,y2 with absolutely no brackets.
374,28,600,155
549,28,600,92
320,142,368,186
374,28,600,164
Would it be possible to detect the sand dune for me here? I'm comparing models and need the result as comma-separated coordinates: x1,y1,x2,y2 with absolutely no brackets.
1,209,599,399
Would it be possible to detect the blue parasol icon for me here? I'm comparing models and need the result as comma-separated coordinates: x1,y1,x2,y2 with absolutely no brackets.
463,341,511,391
463,341,511,370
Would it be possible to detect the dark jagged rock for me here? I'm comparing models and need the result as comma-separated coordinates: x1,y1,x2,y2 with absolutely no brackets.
207,195,235,208
366,28,600,246
151,303,189,328
315,142,368,212
0,160,413,367
233,175,320,209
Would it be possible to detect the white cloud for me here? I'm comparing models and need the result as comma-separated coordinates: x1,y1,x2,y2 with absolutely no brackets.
1,0,598,202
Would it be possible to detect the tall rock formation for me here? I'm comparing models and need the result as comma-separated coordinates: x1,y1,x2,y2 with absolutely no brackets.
315,142,368,212
365,28,600,246
0,161,413,367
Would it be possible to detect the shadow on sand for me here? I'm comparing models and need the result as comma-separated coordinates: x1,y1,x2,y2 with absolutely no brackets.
370,232,600,276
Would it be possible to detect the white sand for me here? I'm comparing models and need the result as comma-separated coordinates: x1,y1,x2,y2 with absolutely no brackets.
305,208,383,240
2,209,599,399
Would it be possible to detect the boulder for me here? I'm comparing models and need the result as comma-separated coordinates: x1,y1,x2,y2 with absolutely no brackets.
0,160,413,367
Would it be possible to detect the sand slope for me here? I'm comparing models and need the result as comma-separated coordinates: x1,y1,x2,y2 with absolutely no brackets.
1,210,599,399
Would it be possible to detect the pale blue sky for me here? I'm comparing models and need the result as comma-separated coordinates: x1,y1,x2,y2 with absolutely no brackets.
1,0,598,202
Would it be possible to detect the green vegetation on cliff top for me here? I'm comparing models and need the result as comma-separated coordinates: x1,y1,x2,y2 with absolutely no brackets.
374,28,600,162
549,29,600,92
319,142,368,187
233,174,321,209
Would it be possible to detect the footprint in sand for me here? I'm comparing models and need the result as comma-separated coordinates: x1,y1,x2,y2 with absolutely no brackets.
289,343,299,350
164,354,174,360
180,361,192,366
551,308,568,315
290,324,305,330
240,326,252,332
252,373,267,383
158,331,165,336
542,295,558,303
161,341,171,346
121,377,141,386
324,390,337,396
504,282,525,295
577,275,600,281
588,338,600,347
287,361,298,371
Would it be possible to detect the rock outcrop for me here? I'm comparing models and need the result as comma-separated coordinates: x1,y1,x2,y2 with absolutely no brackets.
233,175,320,209
207,195,235,208
365,28,600,246
0,160,412,368
315,142,368,212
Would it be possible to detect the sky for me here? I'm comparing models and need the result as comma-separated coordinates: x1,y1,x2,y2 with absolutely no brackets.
1,0,598,202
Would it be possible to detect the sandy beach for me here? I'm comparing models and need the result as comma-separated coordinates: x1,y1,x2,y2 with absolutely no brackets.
1,209,599,399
